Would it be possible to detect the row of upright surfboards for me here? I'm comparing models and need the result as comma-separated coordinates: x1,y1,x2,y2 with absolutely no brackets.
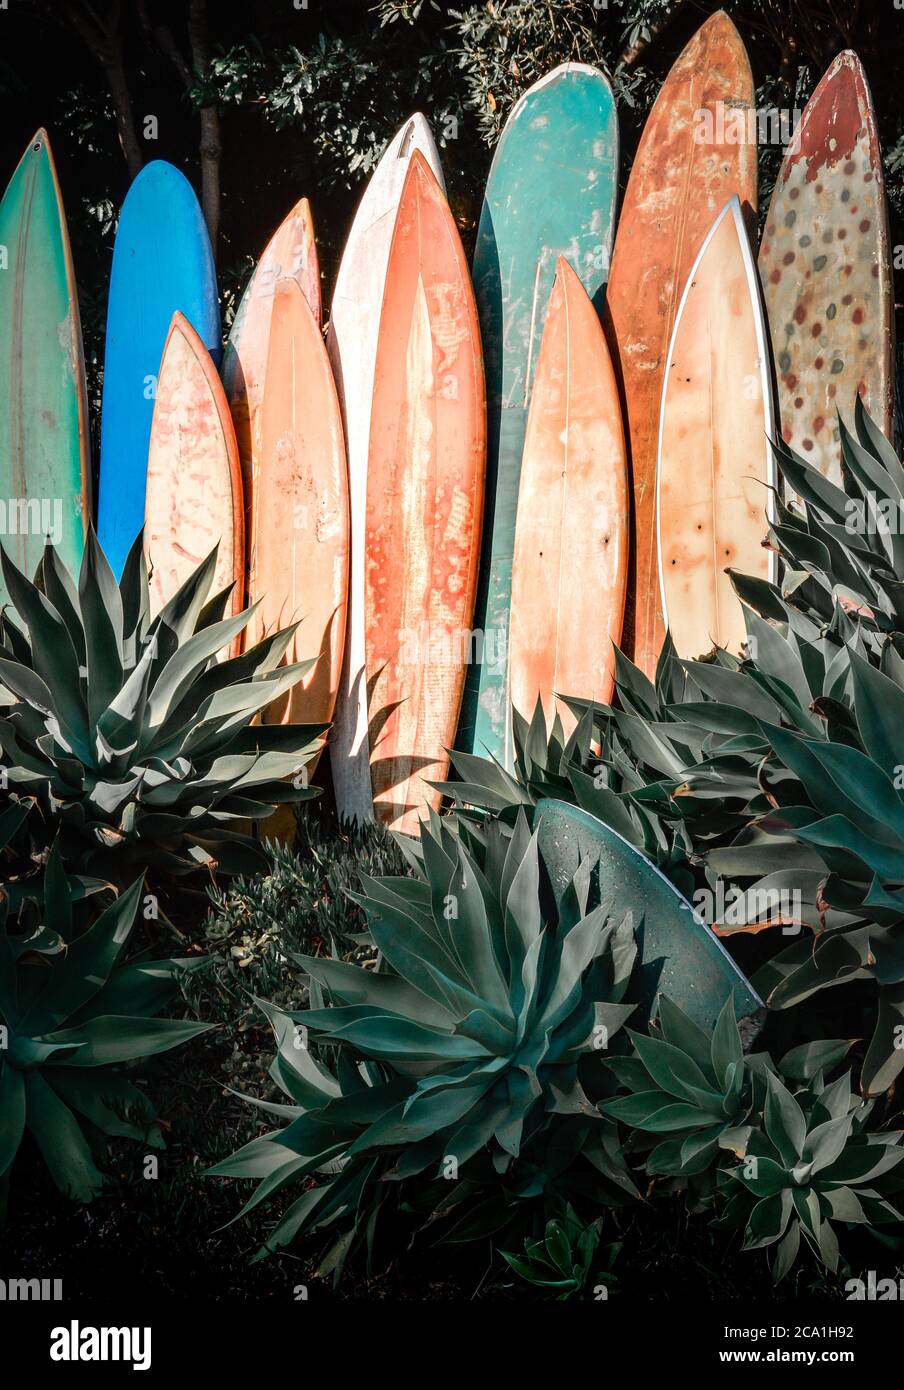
0,11,894,835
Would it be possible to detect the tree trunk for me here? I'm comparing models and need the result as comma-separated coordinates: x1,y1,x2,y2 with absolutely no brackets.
187,0,221,258
104,39,143,177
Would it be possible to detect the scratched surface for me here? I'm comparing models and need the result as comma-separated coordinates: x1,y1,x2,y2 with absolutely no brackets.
0,130,89,603
658,199,774,661
247,277,348,739
99,161,219,578
759,51,894,485
366,153,485,836
509,259,628,736
604,12,756,681
145,314,243,621
327,116,445,827
462,64,618,766
222,196,320,543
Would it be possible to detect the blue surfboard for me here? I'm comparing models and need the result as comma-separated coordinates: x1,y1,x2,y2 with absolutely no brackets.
98,161,219,575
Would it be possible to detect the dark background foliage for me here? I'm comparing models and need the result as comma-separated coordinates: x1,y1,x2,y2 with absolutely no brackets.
2,0,903,471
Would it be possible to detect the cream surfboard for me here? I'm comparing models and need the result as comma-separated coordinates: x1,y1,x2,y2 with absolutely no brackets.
509,259,628,740
657,197,775,661
327,114,445,825
145,312,244,618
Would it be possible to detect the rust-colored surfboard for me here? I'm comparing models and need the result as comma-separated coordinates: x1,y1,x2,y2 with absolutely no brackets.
222,197,320,554
247,277,349,738
509,259,628,739
145,313,244,617
604,10,757,679
657,198,775,661
366,151,485,836
759,51,894,484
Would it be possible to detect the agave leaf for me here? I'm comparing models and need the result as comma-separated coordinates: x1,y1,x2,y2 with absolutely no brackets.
24,1070,106,1201
78,527,124,725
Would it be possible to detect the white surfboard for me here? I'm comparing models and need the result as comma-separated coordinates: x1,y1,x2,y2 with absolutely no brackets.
326,113,445,825
656,196,776,662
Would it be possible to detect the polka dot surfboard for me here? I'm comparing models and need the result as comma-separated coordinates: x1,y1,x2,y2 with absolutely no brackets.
759,51,894,484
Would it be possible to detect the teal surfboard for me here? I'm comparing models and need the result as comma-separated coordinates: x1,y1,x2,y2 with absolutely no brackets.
97,161,219,577
0,130,90,603
535,799,764,1035
460,65,618,764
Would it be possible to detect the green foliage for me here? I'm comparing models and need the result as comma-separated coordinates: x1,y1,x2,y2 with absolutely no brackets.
602,996,902,1280
210,812,646,1276
719,1069,904,1281
0,531,322,883
0,845,209,1206
601,996,758,1180
186,816,406,1089
500,1205,620,1299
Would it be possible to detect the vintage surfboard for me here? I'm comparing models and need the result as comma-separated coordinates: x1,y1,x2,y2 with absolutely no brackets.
759,51,894,484
509,259,628,740
535,798,764,1033
0,129,89,600
327,114,445,825
144,312,243,619
222,196,320,556
465,63,618,765
99,161,220,577
657,197,775,661
247,277,348,742
604,12,757,679
366,151,485,837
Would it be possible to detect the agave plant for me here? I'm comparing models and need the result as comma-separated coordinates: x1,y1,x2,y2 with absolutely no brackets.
210,812,644,1274
0,843,209,1207
0,531,323,880
717,1068,904,1281
499,1205,620,1299
601,995,757,1181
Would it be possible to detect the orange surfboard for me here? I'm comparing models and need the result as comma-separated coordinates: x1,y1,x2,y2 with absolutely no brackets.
222,197,320,560
366,151,485,836
657,198,775,661
509,259,628,740
604,11,756,679
145,311,244,617
247,277,349,736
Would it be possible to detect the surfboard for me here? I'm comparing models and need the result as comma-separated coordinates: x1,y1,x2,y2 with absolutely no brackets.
222,196,320,561
509,258,628,738
657,197,775,661
365,152,485,837
144,312,243,619
99,161,220,578
534,798,764,1033
0,129,89,600
604,12,756,680
327,114,445,825
465,63,618,765
759,51,894,484
247,277,348,741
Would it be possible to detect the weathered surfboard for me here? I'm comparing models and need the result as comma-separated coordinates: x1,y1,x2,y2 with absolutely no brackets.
535,798,764,1033
0,129,89,599
247,277,348,741
657,197,775,661
509,259,628,739
145,313,243,619
759,51,894,484
327,114,445,825
222,196,320,554
604,12,756,679
366,152,485,837
465,63,619,765
99,161,220,577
